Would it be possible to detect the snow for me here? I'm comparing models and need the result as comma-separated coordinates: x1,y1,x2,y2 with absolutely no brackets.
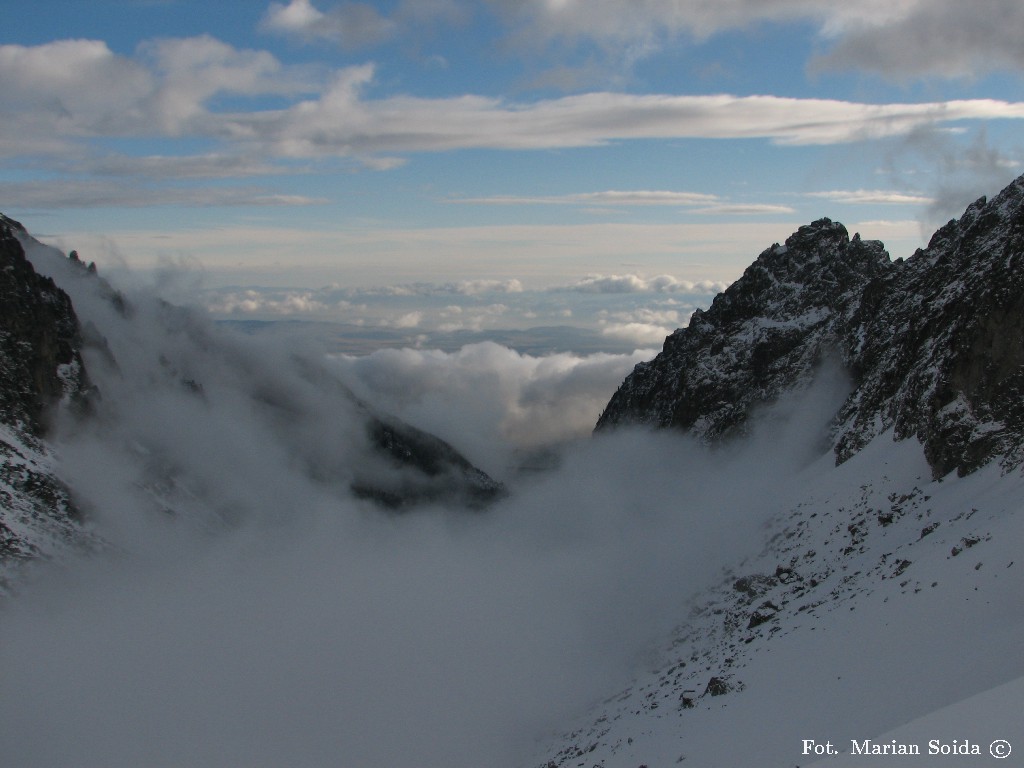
805,676,1024,767
532,435,1024,767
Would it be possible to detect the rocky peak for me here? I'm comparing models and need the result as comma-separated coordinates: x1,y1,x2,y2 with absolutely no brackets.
595,218,890,440
1,215,93,583
835,173,1024,476
598,173,1024,478
0,215,90,435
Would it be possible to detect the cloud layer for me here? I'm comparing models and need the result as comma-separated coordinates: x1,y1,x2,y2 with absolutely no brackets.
3,35,1024,179
265,0,1024,82
0,237,854,768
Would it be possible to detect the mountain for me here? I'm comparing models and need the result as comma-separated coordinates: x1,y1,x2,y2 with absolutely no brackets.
531,176,1024,766
597,174,1024,479
4,178,1024,766
0,214,95,586
0,215,502,586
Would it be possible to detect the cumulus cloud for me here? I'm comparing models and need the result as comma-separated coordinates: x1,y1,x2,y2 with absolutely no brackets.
206,288,337,315
600,322,673,345
329,342,654,473
194,277,717,354
568,273,727,294
0,37,307,149
597,307,681,346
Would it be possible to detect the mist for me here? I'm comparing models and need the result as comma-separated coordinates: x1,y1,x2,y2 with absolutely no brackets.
328,343,655,478
0,241,852,768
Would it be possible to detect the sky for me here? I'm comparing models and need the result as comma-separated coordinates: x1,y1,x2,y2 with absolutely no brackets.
2,0,1024,345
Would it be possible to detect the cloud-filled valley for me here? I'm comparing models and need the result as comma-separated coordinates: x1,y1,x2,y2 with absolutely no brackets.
6,170,1024,767
0,236,845,768
4,4,1024,764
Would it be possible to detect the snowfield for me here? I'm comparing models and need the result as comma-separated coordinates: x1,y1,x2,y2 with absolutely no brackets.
535,433,1024,767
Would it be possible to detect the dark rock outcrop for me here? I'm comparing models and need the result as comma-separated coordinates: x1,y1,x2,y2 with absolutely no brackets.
352,417,505,509
833,179,1024,476
0,215,93,584
598,174,1024,478
0,215,90,435
597,218,891,438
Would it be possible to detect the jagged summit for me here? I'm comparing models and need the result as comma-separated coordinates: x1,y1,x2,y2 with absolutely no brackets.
595,216,891,440
598,173,1024,478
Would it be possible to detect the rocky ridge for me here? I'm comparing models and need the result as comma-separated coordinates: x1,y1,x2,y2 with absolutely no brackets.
0,214,502,585
0,215,93,584
597,173,1024,479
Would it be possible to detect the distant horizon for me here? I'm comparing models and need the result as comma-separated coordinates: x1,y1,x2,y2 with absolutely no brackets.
3,0,1022,312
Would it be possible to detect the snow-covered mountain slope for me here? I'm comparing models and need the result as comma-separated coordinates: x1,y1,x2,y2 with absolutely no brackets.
540,174,1024,767
0,214,95,586
598,173,1024,480
0,217,503,585
534,431,1024,767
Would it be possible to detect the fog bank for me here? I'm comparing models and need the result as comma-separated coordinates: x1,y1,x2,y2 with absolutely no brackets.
0,241,853,768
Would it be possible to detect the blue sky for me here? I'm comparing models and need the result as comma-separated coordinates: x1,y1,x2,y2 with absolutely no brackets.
3,1,1024,344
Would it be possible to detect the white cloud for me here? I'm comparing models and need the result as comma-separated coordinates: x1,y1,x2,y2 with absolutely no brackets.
568,273,727,294
1,33,1023,222
0,241,904,768
600,321,673,345
391,310,424,328
0,39,153,144
6,37,1024,167
500,0,926,41
330,342,655,465
262,85,1024,158
0,36,309,154
263,0,327,33
806,189,935,206
693,203,797,215
206,289,335,315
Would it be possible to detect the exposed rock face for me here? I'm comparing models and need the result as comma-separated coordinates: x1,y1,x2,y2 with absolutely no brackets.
598,174,1024,478
0,215,92,584
0,215,89,435
834,178,1024,476
597,218,890,439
